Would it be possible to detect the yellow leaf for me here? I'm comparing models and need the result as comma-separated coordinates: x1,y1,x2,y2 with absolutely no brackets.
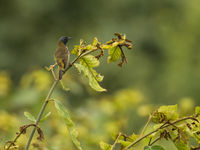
107,46,121,63
74,63,106,92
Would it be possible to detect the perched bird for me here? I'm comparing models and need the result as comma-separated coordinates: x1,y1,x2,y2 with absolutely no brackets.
54,36,71,80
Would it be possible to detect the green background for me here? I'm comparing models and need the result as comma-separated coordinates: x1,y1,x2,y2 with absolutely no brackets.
0,0,200,149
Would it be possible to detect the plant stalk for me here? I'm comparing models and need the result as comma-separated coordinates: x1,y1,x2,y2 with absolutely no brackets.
25,80,59,150
25,48,100,150
122,116,197,150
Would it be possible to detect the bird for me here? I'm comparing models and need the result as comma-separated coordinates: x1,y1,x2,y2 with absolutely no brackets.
54,36,71,80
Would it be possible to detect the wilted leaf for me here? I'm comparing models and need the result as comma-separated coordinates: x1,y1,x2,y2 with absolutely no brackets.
40,112,51,122
24,111,36,122
99,141,111,150
54,99,83,150
107,46,121,63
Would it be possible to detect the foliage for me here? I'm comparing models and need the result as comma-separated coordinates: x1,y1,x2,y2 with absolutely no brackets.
1,31,200,150
54,99,83,150
100,105,200,150
1,0,200,110
1,78,200,150
3,33,132,150
72,33,132,92
144,145,165,150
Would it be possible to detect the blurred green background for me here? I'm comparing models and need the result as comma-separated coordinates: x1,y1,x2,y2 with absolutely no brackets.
0,0,200,149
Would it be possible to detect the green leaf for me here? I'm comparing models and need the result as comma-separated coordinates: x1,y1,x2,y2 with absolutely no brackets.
60,80,70,91
128,133,138,141
107,46,121,63
193,132,200,143
157,105,179,121
144,146,151,150
54,99,83,150
24,111,36,122
151,145,165,150
74,63,106,92
40,112,51,122
85,44,96,51
117,133,137,147
174,140,190,150
195,106,200,116
92,37,100,46
100,44,113,49
74,55,106,92
80,55,100,68
80,55,103,82
152,112,167,123
118,140,131,147
71,45,80,55
170,128,190,150
144,145,165,150
99,141,111,150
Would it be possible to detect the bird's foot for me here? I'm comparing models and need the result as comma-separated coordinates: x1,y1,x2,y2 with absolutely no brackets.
45,63,58,80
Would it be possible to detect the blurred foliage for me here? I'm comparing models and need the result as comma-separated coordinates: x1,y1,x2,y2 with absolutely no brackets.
0,0,200,104
0,70,199,150
100,105,200,150
1,0,200,149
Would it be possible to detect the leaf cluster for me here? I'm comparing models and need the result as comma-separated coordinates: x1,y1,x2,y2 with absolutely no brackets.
100,105,200,150
71,33,132,92
5,33,133,150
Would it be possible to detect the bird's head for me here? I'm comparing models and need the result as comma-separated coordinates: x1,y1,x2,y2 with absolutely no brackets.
60,36,72,45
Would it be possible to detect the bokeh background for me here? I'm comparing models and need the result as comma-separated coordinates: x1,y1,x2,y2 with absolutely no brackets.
0,0,200,149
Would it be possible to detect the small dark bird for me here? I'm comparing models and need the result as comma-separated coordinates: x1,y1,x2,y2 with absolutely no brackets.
54,36,71,80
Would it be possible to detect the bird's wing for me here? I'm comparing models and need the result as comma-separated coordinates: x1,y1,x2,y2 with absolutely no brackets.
55,47,67,70
64,47,70,68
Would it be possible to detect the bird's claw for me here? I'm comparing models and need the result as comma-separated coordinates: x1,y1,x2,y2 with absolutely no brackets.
45,63,58,80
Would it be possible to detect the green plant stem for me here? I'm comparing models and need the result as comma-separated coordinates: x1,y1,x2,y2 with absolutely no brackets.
149,136,161,146
139,114,152,138
25,80,59,150
25,48,100,150
122,116,197,150
63,48,98,73
111,132,121,150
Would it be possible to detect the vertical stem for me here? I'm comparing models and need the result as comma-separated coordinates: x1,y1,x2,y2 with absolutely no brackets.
25,80,59,150
139,114,153,138
111,132,121,150
25,49,99,150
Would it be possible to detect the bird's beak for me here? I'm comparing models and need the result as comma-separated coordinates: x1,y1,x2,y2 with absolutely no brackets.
68,37,72,39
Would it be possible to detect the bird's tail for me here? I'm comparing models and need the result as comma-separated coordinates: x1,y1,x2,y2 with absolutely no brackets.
59,70,63,80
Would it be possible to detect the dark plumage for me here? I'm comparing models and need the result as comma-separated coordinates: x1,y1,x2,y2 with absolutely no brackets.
54,36,71,80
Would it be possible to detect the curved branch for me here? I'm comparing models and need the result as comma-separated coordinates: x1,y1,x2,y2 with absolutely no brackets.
5,124,42,150
123,116,197,150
